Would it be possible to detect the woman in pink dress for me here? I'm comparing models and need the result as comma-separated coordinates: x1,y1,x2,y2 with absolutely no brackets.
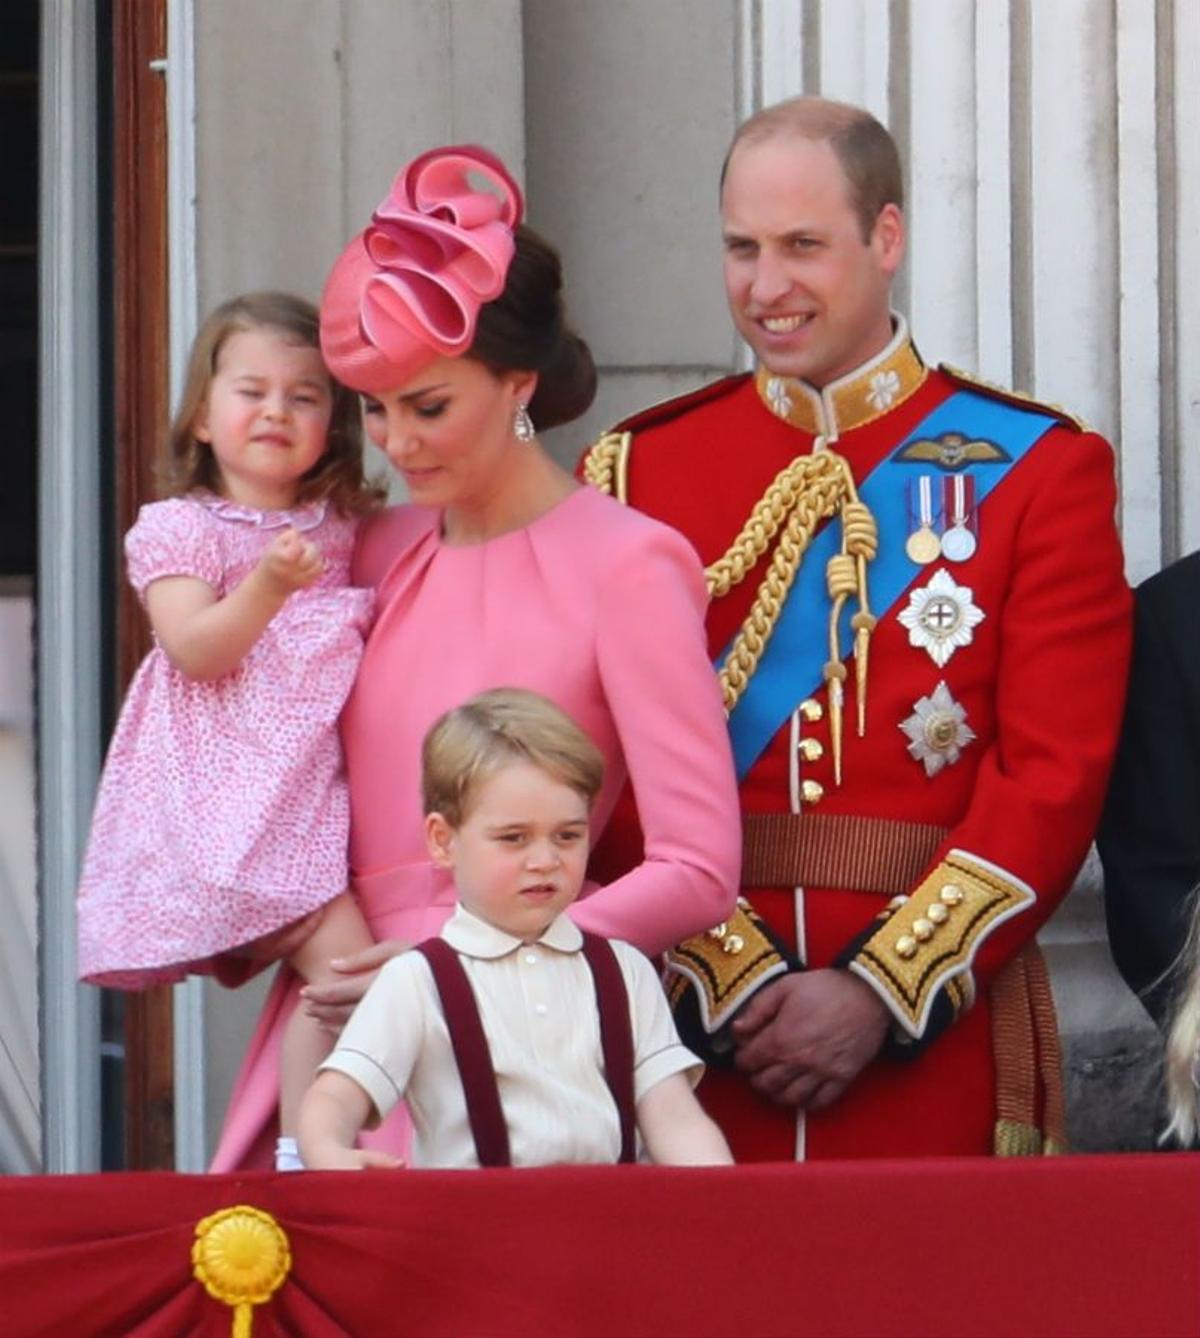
212,147,740,1170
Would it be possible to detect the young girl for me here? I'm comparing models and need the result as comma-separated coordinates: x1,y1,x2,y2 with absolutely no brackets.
298,688,732,1171
76,291,382,1169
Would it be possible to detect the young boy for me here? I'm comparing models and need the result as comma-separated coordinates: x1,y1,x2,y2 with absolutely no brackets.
298,688,733,1170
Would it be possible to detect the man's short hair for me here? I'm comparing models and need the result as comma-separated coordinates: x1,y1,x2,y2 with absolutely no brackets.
421,687,605,826
723,96,904,241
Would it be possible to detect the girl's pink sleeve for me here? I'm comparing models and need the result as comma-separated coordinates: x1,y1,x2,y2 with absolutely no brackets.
125,499,224,602
572,525,741,956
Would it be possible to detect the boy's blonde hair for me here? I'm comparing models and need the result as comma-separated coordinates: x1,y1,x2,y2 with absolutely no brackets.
421,688,604,827
162,290,384,516
1162,886,1200,1145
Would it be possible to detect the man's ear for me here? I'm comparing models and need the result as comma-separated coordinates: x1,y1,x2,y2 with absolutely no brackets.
872,202,906,277
425,812,455,868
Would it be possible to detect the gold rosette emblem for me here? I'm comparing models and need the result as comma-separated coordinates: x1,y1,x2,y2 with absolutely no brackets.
192,1205,292,1337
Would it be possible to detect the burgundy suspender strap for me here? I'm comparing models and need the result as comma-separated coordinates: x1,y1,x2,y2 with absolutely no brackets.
415,939,511,1168
580,932,637,1165
416,933,637,1167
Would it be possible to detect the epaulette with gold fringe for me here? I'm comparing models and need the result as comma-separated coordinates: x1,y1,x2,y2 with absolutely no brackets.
939,363,1090,433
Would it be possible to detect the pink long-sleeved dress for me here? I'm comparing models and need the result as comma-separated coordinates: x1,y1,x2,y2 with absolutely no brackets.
211,484,740,1170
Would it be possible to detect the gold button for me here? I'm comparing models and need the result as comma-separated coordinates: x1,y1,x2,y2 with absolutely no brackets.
913,917,935,941
799,698,824,723
800,779,825,805
927,902,949,925
886,895,909,911
895,935,918,959
798,737,824,762
940,884,965,906
722,934,745,955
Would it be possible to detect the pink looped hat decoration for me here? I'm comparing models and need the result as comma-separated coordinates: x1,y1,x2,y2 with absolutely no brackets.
320,145,524,392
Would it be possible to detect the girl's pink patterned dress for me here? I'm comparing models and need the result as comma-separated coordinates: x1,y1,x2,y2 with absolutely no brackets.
76,493,373,988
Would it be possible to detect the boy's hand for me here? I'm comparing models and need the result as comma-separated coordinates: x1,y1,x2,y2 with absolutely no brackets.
304,1145,405,1172
259,527,323,595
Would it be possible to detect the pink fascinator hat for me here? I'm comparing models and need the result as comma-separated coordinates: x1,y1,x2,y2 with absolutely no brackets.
320,145,524,393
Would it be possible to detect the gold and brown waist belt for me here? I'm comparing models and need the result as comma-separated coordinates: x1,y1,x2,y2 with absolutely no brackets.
741,812,949,897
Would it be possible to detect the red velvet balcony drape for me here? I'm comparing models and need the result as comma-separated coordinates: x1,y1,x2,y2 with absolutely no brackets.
0,1156,1196,1337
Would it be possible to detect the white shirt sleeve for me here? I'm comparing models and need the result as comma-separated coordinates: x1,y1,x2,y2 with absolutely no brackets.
613,940,704,1101
318,952,432,1124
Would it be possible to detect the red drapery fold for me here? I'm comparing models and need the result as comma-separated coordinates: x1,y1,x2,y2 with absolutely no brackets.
0,1157,1196,1337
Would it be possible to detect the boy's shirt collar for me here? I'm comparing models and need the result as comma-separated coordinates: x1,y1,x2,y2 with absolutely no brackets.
443,902,584,959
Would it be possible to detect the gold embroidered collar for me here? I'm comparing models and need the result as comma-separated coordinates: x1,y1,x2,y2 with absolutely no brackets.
754,316,927,439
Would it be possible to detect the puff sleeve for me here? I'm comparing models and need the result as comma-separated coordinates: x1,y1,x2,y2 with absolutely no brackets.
125,499,225,601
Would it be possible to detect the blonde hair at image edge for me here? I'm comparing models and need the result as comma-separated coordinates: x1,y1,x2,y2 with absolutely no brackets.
421,689,604,828
1163,887,1200,1145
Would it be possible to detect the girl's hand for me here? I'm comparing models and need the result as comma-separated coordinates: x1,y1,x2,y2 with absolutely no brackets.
259,527,323,595
300,939,409,1032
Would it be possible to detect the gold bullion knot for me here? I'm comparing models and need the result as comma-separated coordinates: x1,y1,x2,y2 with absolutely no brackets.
193,1205,291,1338
708,445,878,785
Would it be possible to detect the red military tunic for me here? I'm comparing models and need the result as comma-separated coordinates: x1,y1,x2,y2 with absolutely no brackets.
583,322,1131,1160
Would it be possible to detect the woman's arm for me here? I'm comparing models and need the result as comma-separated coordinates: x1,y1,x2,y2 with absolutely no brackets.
146,527,322,680
572,526,741,955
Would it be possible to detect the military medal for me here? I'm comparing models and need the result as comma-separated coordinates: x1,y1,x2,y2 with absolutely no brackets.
940,474,977,562
905,475,941,564
899,681,976,777
897,569,985,667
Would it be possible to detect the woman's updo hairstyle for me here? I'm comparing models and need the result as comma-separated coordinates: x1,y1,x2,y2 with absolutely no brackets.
470,224,597,432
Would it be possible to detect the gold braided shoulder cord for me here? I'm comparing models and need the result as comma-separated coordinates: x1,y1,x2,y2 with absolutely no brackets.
713,447,877,783
584,431,878,783
582,431,632,503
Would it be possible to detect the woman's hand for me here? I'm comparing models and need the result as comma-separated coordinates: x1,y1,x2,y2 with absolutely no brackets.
300,939,409,1032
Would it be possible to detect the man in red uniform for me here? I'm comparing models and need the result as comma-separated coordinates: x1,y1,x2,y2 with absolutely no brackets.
582,96,1131,1159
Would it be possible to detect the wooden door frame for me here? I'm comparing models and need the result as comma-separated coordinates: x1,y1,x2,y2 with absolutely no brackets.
112,0,174,1170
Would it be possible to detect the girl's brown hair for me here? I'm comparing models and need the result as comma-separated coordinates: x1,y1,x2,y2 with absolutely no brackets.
161,291,384,514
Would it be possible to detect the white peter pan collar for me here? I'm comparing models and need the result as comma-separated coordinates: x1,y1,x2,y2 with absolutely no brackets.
442,903,584,959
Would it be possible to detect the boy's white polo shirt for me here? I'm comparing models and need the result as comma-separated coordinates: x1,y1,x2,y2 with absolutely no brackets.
319,904,701,1168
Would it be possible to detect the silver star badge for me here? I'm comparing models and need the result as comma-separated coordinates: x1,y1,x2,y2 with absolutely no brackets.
897,568,985,668
900,681,976,777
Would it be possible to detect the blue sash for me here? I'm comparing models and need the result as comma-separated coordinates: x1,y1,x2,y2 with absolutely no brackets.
720,389,1057,778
